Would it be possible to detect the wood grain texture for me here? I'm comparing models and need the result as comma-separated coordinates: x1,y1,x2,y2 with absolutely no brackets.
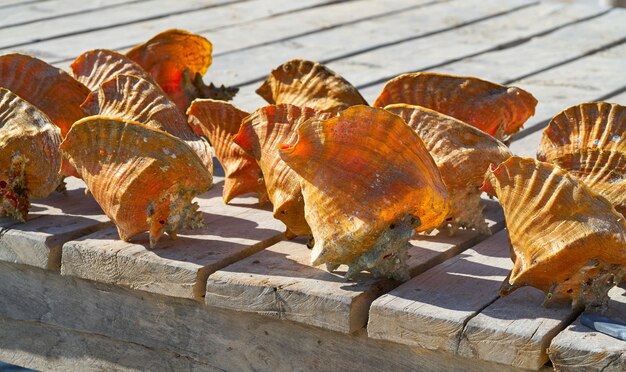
548,286,626,372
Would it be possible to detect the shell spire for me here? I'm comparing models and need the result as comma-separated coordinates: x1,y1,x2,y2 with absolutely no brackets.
482,156,626,309
187,99,267,204
0,88,62,222
61,116,211,247
256,59,367,113
280,105,449,280
386,104,511,234
373,72,537,140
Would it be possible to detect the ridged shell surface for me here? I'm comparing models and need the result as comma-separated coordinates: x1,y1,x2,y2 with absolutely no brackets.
81,74,214,176
538,102,626,215
71,49,156,91
234,104,332,236
280,106,449,280
187,99,267,204
0,88,62,221
256,59,367,113
373,72,537,139
61,116,211,247
386,104,511,234
482,157,626,309
0,53,90,136
126,29,213,112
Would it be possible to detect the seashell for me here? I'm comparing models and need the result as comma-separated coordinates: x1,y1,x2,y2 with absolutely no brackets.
481,156,626,309
70,49,157,91
0,88,62,222
126,29,238,112
81,74,214,175
279,106,449,280
0,53,90,137
386,104,511,235
373,72,537,140
61,116,211,247
233,104,332,236
256,59,367,113
187,99,267,204
538,102,626,216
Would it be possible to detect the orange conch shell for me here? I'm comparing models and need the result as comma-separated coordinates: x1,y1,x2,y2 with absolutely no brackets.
81,74,214,176
0,53,90,137
373,72,537,139
256,59,367,113
280,106,449,280
0,88,62,222
126,29,237,112
233,104,332,236
386,104,511,234
70,49,157,91
482,157,626,309
187,99,267,204
538,102,626,216
61,116,211,247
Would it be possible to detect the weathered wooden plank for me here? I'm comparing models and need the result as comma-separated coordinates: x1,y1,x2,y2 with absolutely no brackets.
0,261,541,372
0,0,137,29
547,286,626,372
0,0,241,50
0,316,219,372
457,287,578,370
14,0,340,63
204,198,504,334
0,177,110,270
61,177,286,300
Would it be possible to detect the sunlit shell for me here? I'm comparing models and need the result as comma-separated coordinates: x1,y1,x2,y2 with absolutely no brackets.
0,88,62,222
70,49,156,91
279,106,449,280
61,116,211,247
386,104,511,235
538,102,626,215
0,53,90,137
233,104,332,236
373,72,537,139
81,74,214,175
187,99,267,204
126,29,236,112
482,157,626,309
256,59,367,113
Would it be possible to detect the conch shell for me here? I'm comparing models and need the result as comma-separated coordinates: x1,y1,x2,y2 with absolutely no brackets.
61,116,211,247
0,88,62,222
70,49,157,90
256,59,367,113
126,29,237,112
187,99,267,204
538,102,626,216
482,156,626,309
279,106,449,280
0,53,90,137
81,74,214,175
386,104,511,234
373,72,537,140
233,104,332,236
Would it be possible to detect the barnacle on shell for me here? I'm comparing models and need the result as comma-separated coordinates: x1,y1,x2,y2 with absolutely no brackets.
256,59,367,113
386,104,511,235
373,72,537,140
233,104,332,236
482,156,626,309
187,99,267,204
279,105,449,280
538,102,626,216
0,88,62,222
61,116,212,247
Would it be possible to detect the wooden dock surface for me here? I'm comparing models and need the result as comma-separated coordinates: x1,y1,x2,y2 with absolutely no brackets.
0,0,625,371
